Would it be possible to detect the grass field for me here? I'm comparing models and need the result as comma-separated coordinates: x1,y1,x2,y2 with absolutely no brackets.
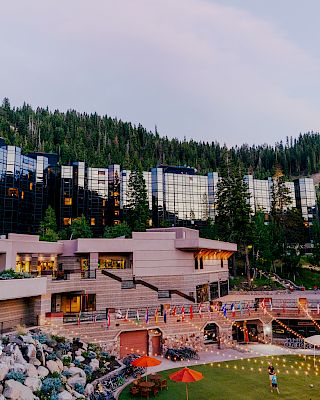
119,356,320,400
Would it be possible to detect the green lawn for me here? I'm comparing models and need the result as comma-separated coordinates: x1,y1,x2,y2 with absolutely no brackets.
119,356,320,400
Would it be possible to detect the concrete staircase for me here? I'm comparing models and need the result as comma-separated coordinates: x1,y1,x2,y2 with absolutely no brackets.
44,311,233,346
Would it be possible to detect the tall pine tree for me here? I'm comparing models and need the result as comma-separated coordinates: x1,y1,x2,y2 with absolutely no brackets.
126,164,150,231
216,161,252,281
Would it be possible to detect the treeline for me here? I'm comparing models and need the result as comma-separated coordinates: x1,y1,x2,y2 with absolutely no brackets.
0,98,320,177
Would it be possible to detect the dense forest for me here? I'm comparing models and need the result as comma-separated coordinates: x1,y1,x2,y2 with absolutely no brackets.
0,98,319,178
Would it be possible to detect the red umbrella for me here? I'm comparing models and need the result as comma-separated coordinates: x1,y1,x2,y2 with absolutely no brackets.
169,367,203,400
131,355,161,381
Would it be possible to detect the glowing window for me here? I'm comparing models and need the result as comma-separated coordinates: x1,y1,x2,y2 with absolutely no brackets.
64,197,72,206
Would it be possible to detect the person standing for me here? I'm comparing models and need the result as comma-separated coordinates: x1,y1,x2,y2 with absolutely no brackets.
268,362,275,389
271,374,280,394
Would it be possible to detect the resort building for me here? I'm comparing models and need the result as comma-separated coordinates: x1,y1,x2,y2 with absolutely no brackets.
0,227,235,332
0,141,317,237
1,229,320,357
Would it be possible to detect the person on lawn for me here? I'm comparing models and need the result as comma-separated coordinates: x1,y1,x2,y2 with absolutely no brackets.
271,374,280,394
268,362,275,388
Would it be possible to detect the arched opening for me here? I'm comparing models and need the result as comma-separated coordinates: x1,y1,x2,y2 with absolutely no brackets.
204,322,219,344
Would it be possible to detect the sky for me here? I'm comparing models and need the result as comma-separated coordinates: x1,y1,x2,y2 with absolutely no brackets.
1,0,320,147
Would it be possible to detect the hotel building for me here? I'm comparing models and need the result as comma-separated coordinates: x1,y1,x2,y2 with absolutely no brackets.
0,141,317,237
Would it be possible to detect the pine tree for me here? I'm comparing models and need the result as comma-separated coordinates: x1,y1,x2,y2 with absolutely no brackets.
39,206,59,242
126,165,150,231
70,215,93,239
103,222,132,238
216,161,252,281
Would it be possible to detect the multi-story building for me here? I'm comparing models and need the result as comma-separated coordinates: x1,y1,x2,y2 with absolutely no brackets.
0,228,236,354
2,229,320,355
152,166,209,227
0,142,317,236
0,145,49,235
294,178,317,224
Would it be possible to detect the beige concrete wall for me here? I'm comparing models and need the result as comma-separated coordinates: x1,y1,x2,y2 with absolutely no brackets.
0,277,47,301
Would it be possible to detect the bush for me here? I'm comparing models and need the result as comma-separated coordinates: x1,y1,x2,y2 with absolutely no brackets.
74,359,81,367
41,377,62,394
62,355,72,367
6,370,25,383
33,333,48,344
74,383,85,394
62,370,72,378
46,352,57,361
51,335,66,343
0,269,31,280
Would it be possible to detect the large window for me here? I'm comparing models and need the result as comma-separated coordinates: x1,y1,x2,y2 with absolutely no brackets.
196,284,209,303
99,258,126,269
220,280,229,297
209,282,219,300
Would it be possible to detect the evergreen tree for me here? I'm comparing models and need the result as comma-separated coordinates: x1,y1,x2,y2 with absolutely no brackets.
39,206,59,242
215,162,252,281
310,220,320,266
103,222,132,238
126,165,150,231
252,211,273,270
70,215,93,239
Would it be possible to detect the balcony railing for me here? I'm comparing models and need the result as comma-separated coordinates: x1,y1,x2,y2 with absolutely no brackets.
81,269,96,279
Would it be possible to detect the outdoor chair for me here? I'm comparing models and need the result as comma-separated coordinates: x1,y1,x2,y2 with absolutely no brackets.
130,386,140,397
140,387,150,398
160,379,168,390
152,386,159,397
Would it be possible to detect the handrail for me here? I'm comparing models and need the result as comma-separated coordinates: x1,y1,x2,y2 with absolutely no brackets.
101,269,195,302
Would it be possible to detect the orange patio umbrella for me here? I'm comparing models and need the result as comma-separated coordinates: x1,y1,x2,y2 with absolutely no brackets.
131,355,161,381
169,367,204,400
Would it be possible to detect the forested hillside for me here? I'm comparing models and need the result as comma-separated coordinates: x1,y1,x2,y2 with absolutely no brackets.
0,98,320,178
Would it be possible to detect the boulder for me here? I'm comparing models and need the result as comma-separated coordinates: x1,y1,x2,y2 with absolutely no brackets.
72,390,85,399
58,390,73,400
21,335,35,345
56,358,64,371
43,344,53,353
67,367,86,379
36,345,45,365
3,379,35,400
75,355,85,363
37,366,49,378
0,363,9,381
24,377,42,392
13,346,26,365
29,357,41,367
67,374,86,388
26,344,36,359
11,362,26,373
85,383,94,396
11,337,23,347
89,358,99,371
46,360,60,374
26,363,38,377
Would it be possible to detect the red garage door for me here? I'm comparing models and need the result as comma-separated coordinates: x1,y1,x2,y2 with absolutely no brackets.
120,330,148,358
